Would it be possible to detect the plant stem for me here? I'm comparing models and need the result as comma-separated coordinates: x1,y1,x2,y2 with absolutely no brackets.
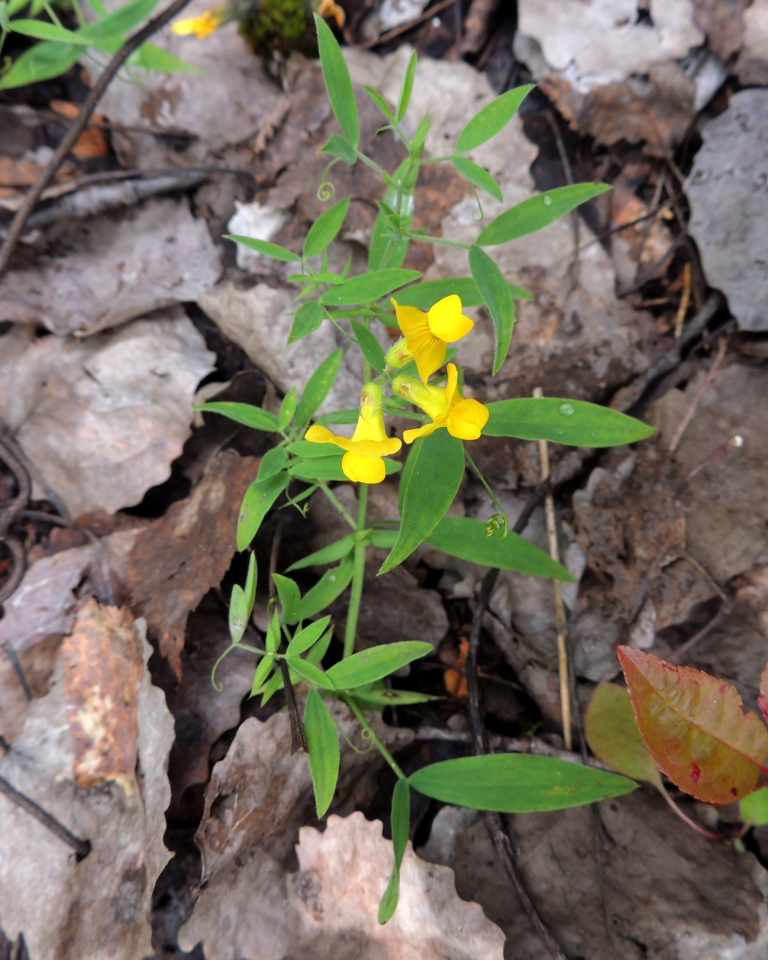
343,693,407,780
318,482,357,529
343,483,368,658
464,447,508,532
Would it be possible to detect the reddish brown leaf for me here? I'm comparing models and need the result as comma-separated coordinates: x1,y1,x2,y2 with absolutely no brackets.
759,662,768,727
618,646,768,805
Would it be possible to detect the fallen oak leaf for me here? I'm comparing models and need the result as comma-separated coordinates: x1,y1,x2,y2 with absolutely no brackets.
618,646,768,804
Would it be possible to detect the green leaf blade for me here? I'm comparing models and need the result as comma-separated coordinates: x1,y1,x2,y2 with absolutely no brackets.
409,754,637,813
378,779,410,924
286,615,333,656
468,245,515,375
477,183,611,246
295,348,344,425
305,688,340,817
197,401,280,433
484,397,656,447
350,319,386,372
391,276,532,309
304,197,350,259
237,472,289,551
396,50,417,122
286,533,356,571
225,233,301,262
288,300,324,345
319,269,421,307
293,557,355,622
256,446,288,483
455,84,534,153
325,641,433,690
451,157,503,202
314,13,359,147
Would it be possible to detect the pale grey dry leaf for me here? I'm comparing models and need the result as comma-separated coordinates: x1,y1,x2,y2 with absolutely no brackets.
686,89,768,331
0,612,173,960
180,813,506,960
0,310,215,518
0,198,221,336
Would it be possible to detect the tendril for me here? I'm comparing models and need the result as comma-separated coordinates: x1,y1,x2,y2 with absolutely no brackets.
485,512,508,539
317,160,338,202
471,187,484,222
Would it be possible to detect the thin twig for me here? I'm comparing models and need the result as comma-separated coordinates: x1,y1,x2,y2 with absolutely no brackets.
674,262,692,338
0,774,91,859
357,0,456,49
533,388,571,750
668,606,729,664
0,0,196,281
668,337,728,454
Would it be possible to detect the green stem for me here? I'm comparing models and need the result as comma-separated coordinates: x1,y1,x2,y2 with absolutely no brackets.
402,231,471,250
343,483,368,658
464,447,508,532
343,692,407,780
318,482,357,529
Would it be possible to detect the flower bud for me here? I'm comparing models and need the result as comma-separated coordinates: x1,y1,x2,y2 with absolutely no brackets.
385,337,413,369
359,381,383,422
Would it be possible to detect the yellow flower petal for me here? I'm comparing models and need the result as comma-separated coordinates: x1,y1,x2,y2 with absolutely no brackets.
447,398,489,440
403,421,440,444
427,295,474,342
171,9,222,37
316,0,345,27
391,299,429,340
413,337,447,384
342,451,386,483
444,363,459,407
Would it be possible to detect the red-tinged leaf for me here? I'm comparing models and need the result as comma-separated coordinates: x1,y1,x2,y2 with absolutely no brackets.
618,646,768,805
584,682,661,788
759,662,768,726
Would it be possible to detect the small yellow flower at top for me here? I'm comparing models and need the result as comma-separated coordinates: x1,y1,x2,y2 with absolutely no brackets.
305,382,401,484
171,6,225,37
316,0,345,27
392,363,489,444
390,294,474,383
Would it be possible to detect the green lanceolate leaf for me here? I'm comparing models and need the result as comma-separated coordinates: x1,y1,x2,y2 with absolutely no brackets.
477,182,612,246
353,687,438,707
0,40,80,89
265,611,281,652
409,754,637,813
225,233,301,261
304,197,351,259
81,0,159,37
451,157,503,202
133,42,202,72
585,683,662,787
396,50,417,122
279,388,298,429
363,85,396,123
468,245,515,375
287,534,356,571
304,688,341,816
318,132,357,165
256,446,288,483
319,269,421,306
292,557,355,622
228,551,258,643
382,430,465,573
314,408,359,426
410,111,432,158
378,779,410,923
288,300,324,345
350,319,386,372
286,656,332,688
287,615,332,656
197,401,280,432
314,13,359,147
237,471,290,551
484,397,656,446
455,84,535,153
295,348,344,425
9,19,91,43
326,641,433,690
273,573,301,624
250,653,275,696
393,275,532,309
426,517,573,581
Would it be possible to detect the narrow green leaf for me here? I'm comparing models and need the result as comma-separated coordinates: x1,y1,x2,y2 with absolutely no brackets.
287,439,345,458
295,348,344,425
0,41,79,89
363,84,395,122
353,688,439,707
468,245,515,375
368,182,411,271
286,534,356,571
228,584,248,644
455,84,534,153
368,529,399,549
426,517,573,581
409,755,637,813
378,779,410,923
80,0,158,37
319,269,421,306
258,669,285,706
273,573,301,624
306,627,334,666
287,656,333,688
451,157,503,202
10,19,90,43
396,50,417,122
225,233,301,262
250,653,275,696
381,430,465,574
484,397,656,446
197,401,280,433
314,408,359,426
287,615,332,656
350,319,386,372
304,197,350,259
256,446,288,483
279,387,298,429
392,276,532,309
410,111,431,158
477,183,612,246
265,610,281,653
237,472,289,551
325,641,433,690
133,41,203,73
318,133,357,165
305,688,341,816
314,13,359,146
244,550,257,611
293,557,354,622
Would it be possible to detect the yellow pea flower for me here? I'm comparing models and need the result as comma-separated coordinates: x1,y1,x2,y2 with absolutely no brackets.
390,294,474,383
171,6,226,37
392,363,489,444
316,0,345,27
305,382,401,484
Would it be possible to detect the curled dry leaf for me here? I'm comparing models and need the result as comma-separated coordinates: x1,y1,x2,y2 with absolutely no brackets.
618,646,768,804
125,448,259,678
0,605,174,960
180,813,505,960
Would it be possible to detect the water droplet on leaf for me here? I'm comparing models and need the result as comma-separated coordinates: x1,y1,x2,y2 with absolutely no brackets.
558,402,575,416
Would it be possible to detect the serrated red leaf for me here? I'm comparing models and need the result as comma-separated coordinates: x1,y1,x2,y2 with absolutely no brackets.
618,646,768,805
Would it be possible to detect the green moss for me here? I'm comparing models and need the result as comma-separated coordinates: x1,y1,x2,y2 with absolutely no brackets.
239,0,319,61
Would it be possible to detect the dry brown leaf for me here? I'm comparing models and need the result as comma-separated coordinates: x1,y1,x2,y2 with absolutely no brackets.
61,599,144,792
180,813,506,960
126,448,258,678
0,611,174,960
